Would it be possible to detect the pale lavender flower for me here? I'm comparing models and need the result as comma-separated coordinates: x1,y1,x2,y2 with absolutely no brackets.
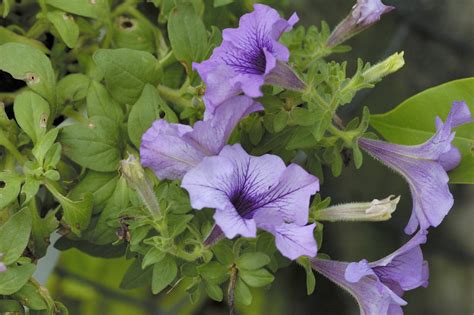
181,144,319,260
327,0,394,47
311,231,429,315
193,4,303,116
359,101,472,234
140,96,262,180
0,254,6,273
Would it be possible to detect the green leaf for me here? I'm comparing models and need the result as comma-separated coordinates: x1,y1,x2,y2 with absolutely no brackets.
204,282,223,302
14,91,50,144
142,247,165,269
197,261,228,284
213,0,233,7
0,208,32,265
45,0,109,19
56,73,90,106
55,192,93,236
212,241,234,266
87,81,123,122
32,128,58,166
46,11,79,48
113,17,156,54
152,255,177,294
69,171,119,208
12,282,48,310
59,116,123,172
0,172,22,209
239,268,274,287
0,43,56,104
30,207,58,259
273,111,289,133
168,2,208,72
120,259,152,289
21,176,40,205
93,48,160,105
128,84,177,148
234,278,252,306
370,78,474,184
0,27,49,53
0,263,35,295
236,252,270,270
298,257,316,295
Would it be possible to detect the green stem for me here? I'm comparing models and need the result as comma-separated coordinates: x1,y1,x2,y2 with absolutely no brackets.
158,51,177,69
156,85,193,110
62,106,87,123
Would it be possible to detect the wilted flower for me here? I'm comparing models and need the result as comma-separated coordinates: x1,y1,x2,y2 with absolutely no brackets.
181,144,319,260
311,231,429,315
140,96,262,180
193,4,303,116
315,195,400,222
359,101,472,234
327,0,394,47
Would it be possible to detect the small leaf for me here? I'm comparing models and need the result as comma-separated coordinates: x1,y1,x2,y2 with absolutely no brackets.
12,282,48,310
0,27,49,53
239,268,274,287
213,0,233,7
142,247,165,269
152,255,177,294
32,128,58,166
93,48,160,105
212,241,234,266
0,208,32,265
0,263,36,295
273,111,289,133
168,2,208,72
59,116,123,172
236,252,270,270
87,81,123,122
204,282,223,302
234,278,252,306
57,192,93,236
56,73,90,106
197,261,228,284
0,172,22,209
46,11,79,48
128,84,177,148
14,91,50,144
0,43,56,104
120,259,152,289
45,0,109,19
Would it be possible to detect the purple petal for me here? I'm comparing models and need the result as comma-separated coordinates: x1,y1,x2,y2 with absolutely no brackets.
311,258,406,315
447,101,472,128
0,262,6,273
263,223,317,260
354,0,395,25
140,120,204,180
438,146,462,171
214,205,257,238
371,231,428,291
345,259,376,283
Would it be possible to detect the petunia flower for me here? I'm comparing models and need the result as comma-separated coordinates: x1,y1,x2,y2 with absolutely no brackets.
359,101,472,234
193,4,304,116
140,96,262,180
181,144,319,260
311,231,429,315
327,0,394,47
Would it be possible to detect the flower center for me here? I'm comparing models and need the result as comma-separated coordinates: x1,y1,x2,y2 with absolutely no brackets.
223,27,273,75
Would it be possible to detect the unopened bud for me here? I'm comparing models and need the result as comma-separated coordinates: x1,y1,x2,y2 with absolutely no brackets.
315,195,400,222
327,0,394,47
363,52,405,83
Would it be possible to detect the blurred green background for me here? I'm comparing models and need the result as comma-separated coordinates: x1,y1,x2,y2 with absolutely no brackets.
37,0,474,314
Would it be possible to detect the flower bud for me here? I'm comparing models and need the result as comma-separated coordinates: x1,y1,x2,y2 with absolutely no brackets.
362,52,405,83
120,154,161,218
315,195,400,222
327,0,394,47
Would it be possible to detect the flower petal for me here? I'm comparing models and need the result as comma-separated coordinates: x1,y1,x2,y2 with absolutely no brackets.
345,259,376,283
214,205,257,239
263,223,317,260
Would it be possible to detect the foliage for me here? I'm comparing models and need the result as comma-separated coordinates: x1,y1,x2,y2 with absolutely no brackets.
0,0,472,313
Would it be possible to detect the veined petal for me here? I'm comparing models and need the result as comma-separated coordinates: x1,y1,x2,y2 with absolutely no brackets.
140,120,204,180
262,223,317,260
214,205,257,239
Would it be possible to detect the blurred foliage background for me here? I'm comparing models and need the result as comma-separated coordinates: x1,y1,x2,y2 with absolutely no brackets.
26,0,473,314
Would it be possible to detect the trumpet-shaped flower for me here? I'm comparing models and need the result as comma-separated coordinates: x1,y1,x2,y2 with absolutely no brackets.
193,4,303,116
311,231,429,315
181,144,319,260
327,0,394,47
140,96,262,180
359,101,472,234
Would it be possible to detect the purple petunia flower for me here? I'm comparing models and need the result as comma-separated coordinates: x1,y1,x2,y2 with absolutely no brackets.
140,96,262,180
311,231,429,315
327,0,394,47
193,4,303,116
181,144,319,260
359,101,472,234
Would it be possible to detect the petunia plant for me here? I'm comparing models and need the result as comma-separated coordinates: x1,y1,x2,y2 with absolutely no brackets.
0,0,472,314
